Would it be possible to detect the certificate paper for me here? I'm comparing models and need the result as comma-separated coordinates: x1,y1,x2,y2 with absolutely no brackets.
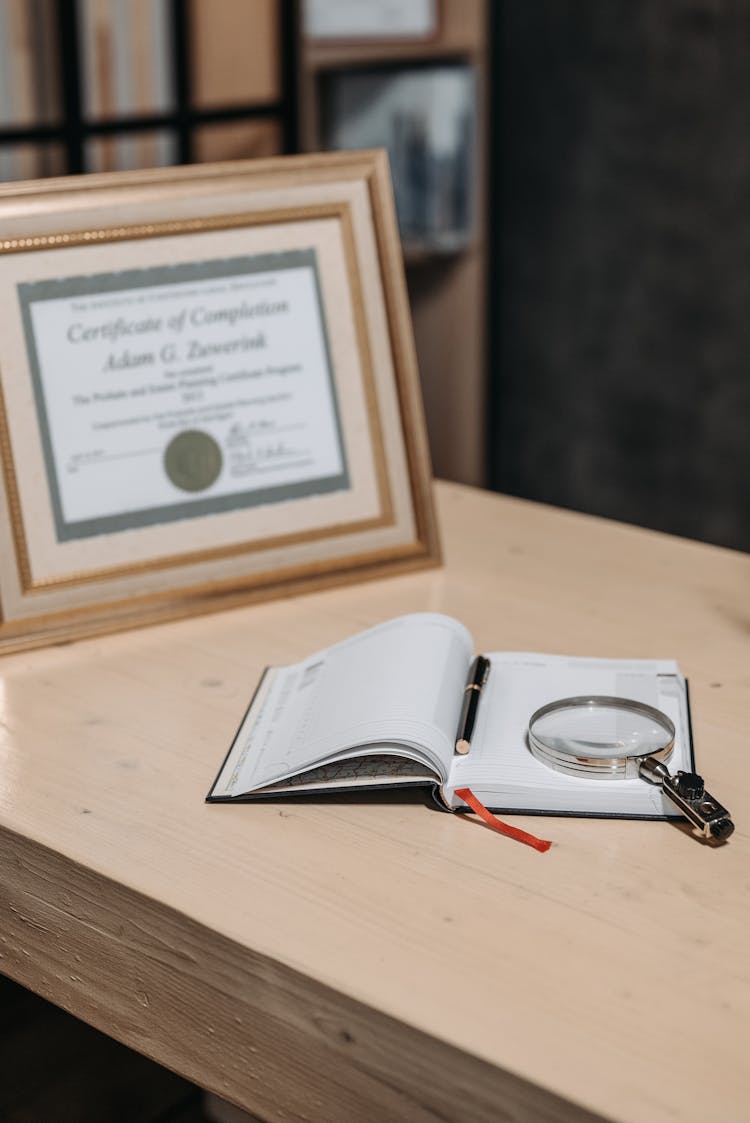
17,249,349,541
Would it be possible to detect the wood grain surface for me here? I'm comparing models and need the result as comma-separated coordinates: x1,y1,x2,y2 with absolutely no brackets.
0,481,748,1123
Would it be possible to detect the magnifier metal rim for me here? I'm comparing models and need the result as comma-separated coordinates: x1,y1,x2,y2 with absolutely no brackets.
528,695,675,777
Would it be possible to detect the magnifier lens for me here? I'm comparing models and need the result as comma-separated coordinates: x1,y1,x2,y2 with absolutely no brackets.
527,696,734,842
531,700,673,760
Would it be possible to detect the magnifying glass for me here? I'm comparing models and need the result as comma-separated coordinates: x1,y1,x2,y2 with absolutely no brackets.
528,696,734,841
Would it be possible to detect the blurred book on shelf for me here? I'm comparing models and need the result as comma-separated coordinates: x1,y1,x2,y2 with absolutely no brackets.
86,131,177,173
0,0,61,180
321,64,476,254
0,0,287,182
79,0,174,119
0,142,65,183
0,0,59,128
80,0,282,168
78,0,175,171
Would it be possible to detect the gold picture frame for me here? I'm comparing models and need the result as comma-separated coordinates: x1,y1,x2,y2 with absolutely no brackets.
0,151,440,653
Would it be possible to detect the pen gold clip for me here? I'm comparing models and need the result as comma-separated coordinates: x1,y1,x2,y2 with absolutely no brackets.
455,655,490,754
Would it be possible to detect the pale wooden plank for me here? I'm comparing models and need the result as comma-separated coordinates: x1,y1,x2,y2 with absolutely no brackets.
0,482,748,1123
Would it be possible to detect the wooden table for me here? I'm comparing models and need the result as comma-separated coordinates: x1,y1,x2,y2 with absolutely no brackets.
1,482,748,1123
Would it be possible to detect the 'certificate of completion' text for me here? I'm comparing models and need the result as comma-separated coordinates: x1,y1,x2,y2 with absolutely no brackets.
18,249,349,541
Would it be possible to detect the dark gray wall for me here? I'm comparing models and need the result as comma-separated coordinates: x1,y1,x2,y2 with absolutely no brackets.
490,0,750,551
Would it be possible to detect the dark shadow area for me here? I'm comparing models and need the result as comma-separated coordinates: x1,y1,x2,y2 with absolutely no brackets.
490,0,750,551
0,974,207,1123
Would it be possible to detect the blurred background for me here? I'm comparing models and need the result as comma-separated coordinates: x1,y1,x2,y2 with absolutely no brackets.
1,0,748,560
1,5,748,1119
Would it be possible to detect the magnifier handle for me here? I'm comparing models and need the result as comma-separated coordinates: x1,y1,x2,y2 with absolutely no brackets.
639,758,734,841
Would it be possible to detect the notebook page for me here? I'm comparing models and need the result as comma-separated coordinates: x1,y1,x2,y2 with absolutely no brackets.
212,613,472,797
446,654,690,816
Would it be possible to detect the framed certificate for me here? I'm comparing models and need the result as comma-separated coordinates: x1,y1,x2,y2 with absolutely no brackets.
0,151,440,652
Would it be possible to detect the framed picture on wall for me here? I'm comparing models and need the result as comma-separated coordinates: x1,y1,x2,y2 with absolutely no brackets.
322,64,476,253
0,151,440,653
303,0,439,42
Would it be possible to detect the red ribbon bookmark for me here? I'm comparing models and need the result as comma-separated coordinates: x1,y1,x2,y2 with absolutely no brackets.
455,787,552,853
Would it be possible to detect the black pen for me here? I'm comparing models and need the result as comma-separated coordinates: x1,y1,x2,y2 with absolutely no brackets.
455,655,490,754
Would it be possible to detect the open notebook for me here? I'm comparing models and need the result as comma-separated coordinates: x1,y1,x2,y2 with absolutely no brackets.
207,613,693,819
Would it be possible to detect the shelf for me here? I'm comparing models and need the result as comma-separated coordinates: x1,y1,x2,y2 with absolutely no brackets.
305,41,480,72
402,240,475,266
298,0,488,486
303,1,486,72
